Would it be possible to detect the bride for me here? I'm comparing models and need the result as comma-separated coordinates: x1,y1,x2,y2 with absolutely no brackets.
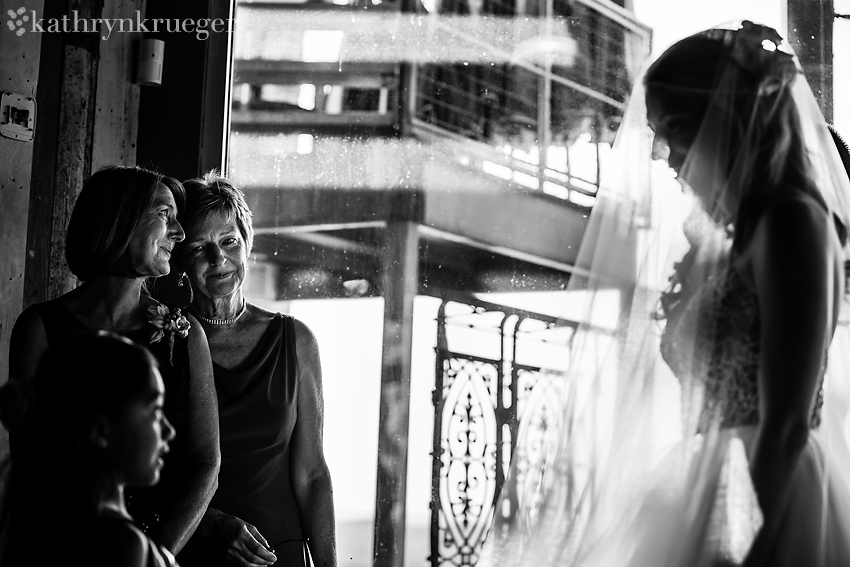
481,21,850,567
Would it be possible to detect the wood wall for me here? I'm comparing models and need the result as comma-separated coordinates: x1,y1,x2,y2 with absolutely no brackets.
0,0,46,459
0,0,144,459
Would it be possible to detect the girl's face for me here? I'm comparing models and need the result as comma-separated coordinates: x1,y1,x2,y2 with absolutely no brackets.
182,210,248,301
106,367,175,487
127,183,185,278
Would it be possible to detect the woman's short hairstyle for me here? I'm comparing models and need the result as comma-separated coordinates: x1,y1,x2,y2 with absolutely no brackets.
180,170,254,255
65,165,185,281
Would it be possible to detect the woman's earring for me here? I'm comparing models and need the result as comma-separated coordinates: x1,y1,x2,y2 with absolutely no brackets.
177,272,187,287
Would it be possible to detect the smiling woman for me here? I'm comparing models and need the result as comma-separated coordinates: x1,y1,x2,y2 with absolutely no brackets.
176,171,337,567
8,165,220,556
127,185,185,278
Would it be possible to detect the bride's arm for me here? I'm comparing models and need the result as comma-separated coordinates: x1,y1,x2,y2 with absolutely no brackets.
745,195,839,561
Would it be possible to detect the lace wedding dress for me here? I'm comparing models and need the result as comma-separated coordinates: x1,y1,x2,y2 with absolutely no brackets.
479,21,850,567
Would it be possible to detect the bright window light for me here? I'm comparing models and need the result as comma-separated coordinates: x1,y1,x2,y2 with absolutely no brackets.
543,181,569,200
546,145,568,173
512,170,539,189
296,134,314,155
302,30,345,63
482,160,512,181
569,191,596,208
297,84,316,110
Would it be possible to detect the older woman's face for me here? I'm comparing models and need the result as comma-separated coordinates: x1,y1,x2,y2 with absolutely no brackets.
128,183,184,278
183,210,248,300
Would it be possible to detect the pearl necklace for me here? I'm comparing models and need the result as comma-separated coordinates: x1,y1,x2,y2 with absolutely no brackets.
193,300,247,326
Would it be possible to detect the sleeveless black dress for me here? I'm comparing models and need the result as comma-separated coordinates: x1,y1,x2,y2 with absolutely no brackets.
97,509,179,567
32,298,192,540
180,314,305,567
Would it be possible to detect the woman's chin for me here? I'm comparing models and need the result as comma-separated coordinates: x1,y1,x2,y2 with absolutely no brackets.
201,282,241,300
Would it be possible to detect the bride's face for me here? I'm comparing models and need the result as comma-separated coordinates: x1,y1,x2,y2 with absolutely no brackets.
646,94,735,225
646,94,697,179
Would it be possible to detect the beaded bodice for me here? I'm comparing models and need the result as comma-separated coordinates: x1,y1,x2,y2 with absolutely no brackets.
660,267,823,429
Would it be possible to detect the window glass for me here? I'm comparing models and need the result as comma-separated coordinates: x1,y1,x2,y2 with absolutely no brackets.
224,2,846,567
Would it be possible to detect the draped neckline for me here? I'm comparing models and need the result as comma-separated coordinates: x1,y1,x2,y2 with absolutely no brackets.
213,313,283,375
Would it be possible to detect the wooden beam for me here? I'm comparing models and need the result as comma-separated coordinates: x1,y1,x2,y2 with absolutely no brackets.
245,188,423,229
91,0,143,172
786,0,834,122
48,0,105,300
199,0,234,174
373,221,419,567
24,0,64,309
25,0,144,308
233,60,396,86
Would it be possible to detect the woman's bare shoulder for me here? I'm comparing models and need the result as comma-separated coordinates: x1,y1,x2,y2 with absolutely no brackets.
11,304,45,336
247,302,281,321
755,190,835,246
10,306,49,382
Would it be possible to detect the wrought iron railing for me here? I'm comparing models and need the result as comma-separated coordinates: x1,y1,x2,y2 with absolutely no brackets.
431,296,577,567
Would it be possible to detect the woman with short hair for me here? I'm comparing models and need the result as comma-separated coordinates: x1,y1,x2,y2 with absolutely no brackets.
177,171,336,567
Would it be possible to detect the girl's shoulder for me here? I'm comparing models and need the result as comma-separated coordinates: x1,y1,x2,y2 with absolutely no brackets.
95,513,149,567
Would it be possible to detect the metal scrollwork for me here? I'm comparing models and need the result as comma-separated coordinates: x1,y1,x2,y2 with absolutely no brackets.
431,297,572,567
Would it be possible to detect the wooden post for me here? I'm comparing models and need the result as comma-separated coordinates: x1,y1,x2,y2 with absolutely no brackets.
24,0,105,306
22,0,61,311
373,221,419,567
786,0,834,122
91,0,145,172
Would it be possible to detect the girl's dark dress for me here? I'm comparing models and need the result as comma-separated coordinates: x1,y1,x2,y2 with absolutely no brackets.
97,509,179,567
32,298,192,539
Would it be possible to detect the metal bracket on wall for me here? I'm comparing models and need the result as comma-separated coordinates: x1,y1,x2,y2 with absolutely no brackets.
0,91,36,142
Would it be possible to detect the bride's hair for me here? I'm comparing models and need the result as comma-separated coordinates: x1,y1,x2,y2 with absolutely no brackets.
644,25,840,253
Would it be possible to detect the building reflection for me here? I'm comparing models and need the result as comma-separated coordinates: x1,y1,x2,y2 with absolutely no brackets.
227,2,649,566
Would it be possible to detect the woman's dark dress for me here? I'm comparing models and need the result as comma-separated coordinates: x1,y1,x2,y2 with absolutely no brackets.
32,298,192,539
181,313,304,567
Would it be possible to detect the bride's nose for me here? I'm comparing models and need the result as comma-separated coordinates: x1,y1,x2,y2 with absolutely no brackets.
652,134,670,162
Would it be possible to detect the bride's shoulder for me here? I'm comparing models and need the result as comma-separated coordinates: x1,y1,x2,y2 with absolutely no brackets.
755,190,833,239
746,189,840,271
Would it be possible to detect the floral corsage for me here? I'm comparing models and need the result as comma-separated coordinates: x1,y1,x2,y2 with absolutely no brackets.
147,303,191,365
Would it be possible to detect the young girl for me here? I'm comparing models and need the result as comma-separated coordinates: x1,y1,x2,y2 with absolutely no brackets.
0,332,178,566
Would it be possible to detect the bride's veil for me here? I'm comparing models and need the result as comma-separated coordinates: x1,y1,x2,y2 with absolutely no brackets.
478,21,850,567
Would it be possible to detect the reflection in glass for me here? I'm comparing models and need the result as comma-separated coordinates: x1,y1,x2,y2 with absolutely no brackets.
226,2,650,566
